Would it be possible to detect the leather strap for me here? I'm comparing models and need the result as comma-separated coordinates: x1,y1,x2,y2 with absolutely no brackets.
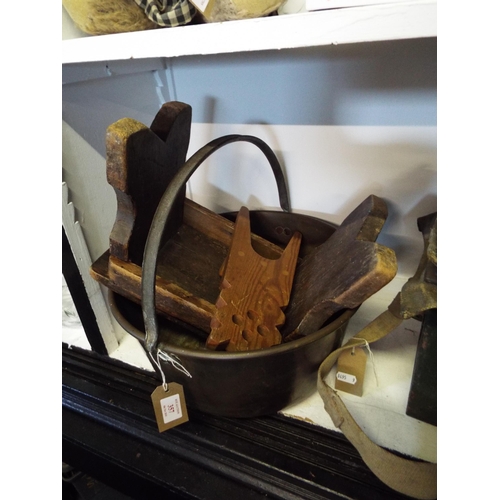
317,294,437,500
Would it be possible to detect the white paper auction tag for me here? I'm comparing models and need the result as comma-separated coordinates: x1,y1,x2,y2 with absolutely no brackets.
189,0,210,12
151,382,189,432
336,371,357,385
334,347,367,397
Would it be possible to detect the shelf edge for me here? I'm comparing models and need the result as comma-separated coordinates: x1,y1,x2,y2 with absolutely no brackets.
62,1,436,64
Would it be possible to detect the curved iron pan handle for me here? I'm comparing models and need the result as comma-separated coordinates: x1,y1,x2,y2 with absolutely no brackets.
142,134,291,353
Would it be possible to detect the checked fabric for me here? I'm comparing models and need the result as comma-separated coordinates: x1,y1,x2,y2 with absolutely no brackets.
134,0,197,27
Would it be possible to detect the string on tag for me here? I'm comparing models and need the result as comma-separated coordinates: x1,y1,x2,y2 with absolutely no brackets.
157,350,193,379
148,349,192,392
149,350,169,391
352,337,379,387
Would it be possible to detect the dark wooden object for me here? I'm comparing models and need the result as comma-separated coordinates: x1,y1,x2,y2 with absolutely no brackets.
91,198,286,334
406,308,437,426
91,103,287,334
282,195,398,340
107,101,192,265
406,212,437,426
206,207,302,351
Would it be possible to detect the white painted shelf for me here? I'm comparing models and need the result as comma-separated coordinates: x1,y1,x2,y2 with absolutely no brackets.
62,0,436,64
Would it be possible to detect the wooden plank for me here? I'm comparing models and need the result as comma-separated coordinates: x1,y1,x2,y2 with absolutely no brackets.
91,252,217,333
206,207,301,351
282,195,397,339
184,198,284,260
107,102,191,265
91,199,288,333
